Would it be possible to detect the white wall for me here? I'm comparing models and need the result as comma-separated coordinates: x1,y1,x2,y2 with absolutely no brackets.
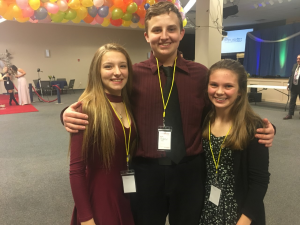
0,21,151,90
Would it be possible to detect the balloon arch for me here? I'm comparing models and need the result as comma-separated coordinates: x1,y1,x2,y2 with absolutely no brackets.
0,0,187,28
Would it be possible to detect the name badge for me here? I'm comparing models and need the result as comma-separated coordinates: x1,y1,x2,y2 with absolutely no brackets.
158,126,172,151
209,185,221,206
120,170,136,193
7,81,9,84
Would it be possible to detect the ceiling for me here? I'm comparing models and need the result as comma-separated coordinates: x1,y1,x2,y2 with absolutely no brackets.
182,0,300,29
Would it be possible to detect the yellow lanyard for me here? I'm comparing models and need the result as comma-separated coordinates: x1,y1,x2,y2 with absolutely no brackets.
156,57,177,124
208,121,232,174
108,100,132,163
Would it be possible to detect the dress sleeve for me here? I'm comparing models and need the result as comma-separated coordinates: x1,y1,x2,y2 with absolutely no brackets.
241,138,270,221
69,131,94,222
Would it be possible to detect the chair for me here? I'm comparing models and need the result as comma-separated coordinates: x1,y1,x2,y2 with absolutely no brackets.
40,80,53,96
56,78,67,81
63,79,75,94
33,79,41,94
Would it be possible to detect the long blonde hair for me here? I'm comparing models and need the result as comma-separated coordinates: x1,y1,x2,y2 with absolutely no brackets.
202,59,264,150
77,43,136,168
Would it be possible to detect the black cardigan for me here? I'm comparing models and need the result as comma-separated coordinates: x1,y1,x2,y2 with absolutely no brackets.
233,137,270,225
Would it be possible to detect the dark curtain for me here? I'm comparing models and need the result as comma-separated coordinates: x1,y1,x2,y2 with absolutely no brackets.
244,23,300,78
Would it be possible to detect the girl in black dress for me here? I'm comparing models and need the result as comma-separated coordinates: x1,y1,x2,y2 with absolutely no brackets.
1,67,19,105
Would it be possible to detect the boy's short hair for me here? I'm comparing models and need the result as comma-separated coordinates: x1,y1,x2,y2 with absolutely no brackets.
145,2,183,34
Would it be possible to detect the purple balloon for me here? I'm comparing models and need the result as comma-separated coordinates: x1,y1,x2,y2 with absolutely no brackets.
34,7,48,20
30,15,36,20
98,6,109,18
88,6,98,18
131,13,140,23
180,12,185,20
144,3,150,10
133,0,143,6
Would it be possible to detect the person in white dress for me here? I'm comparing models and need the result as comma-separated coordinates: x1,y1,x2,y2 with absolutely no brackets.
9,65,31,105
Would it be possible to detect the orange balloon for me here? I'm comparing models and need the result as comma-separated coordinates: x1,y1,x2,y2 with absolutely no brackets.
135,4,145,18
83,14,94,23
0,0,8,16
113,0,123,8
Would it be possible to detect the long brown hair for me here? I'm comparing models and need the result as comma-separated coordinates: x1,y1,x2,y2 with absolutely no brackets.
76,43,136,168
202,59,264,150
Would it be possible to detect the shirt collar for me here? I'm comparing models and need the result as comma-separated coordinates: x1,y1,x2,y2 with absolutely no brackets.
148,51,190,75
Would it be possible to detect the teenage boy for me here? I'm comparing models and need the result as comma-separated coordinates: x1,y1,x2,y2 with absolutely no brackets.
61,2,275,225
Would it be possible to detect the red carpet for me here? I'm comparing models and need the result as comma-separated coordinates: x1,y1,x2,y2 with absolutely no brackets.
0,94,38,115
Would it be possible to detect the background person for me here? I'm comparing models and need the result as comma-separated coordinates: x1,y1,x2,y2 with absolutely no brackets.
9,65,30,105
200,59,270,225
1,66,19,106
283,54,300,120
61,2,275,225
69,43,136,225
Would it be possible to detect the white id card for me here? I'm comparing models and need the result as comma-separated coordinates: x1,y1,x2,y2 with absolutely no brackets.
158,126,172,151
121,170,136,193
209,185,221,206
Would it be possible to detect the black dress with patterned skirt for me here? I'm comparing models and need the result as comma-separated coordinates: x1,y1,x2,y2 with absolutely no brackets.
199,134,238,225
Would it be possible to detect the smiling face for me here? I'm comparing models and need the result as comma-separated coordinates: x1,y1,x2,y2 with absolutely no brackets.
144,12,185,63
208,69,240,112
100,51,128,96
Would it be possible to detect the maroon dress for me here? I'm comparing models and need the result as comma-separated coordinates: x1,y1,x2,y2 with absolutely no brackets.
69,93,136,225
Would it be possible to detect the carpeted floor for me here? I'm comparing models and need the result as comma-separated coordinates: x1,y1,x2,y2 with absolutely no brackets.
0,91,299,225
0,94,38,115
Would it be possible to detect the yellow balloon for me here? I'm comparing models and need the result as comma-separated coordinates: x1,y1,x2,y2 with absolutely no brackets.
183,18,187,27
68,0,80,9
29,0,40,10
146,0,155,5
101,18,110,27
0,0,8,16
122,20,131,27
2,4,14,20
172,0,175,3
12,3,22,18
76,6,87,19
138,22,144,29
71,15,81,23
49,0,56,2
179,7,183,12
61,19,69,23
81,0,93,7
15,16,29,22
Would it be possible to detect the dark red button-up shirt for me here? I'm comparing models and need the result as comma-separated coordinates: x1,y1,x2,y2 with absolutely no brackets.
131,52,208,158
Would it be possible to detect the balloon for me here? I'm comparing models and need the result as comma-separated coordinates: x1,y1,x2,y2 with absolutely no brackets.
81,0,93,7
34,6,47,20
122,19,130,27
40,0,49,3
94,14,103,23
180,11,185,20
87,5,97,17
83,13,93,23
51,10,65,22
111,7,123,20
22,5,34,17
16,0,28,9
133,0,142,6
97,5,108,17
101,17,110,26
64,8,77,20
12,4,22,18
40,13,51,22
29,17,38,22
126,2,137,13
110,18,121,26
121,12,131,21
114,0,123,8
103,0,113,7
93,0,104,7
182,18,187,27
123,0,131,4
49,0,56,2
90,18,97,24
0,0,8,16
61,18,68,23
138,21,144,28
76,6,87,19
146,0,155,5
44,2,59,14
71,15,81,23
131,13,139,23
29,0,40,10
135,4,145,17
130,21,138,28
57,0,68,11
68,0,80,9
144,3,149,10
139,16,144,25
15,16,29,22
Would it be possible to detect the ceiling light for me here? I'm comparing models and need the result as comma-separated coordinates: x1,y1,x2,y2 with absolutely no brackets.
278,0,283,3
269,0,274,5
183,0,196,14
254,4,259,8
261,2,266,7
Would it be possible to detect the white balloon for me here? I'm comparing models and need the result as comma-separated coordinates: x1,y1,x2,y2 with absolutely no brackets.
130,22,138,28
93,0,104,7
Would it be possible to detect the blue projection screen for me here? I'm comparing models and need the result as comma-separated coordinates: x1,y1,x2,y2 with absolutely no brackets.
221,29,253,54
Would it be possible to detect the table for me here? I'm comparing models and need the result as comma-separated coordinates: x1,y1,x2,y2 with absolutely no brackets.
36,80,67,89
247,85,289,110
